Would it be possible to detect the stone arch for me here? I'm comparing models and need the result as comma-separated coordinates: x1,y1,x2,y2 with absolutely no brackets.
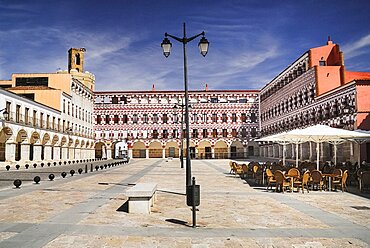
247,140,259,157
132,141,146,158
197,140,212,159
15,129,28,161
165,141,179,158
0,127,13,162
41,133,51,161
230,140,244,158
113,140,127,159
149,141,162,158
214,140,228,159
95,141,107,159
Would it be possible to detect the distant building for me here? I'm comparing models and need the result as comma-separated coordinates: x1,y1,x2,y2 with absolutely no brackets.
94,87,260,159
259,39,370,163
0,48,95,164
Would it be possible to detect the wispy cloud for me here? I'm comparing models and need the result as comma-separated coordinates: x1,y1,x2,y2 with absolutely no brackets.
342,34,370,59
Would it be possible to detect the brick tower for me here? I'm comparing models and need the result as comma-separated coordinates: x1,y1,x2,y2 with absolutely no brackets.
68,48,86,73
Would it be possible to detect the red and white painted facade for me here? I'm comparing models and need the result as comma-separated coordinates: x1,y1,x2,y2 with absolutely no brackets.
94,88,260,159
259,39,370,163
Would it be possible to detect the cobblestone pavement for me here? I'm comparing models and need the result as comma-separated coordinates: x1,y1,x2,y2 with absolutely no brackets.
0,159,369,247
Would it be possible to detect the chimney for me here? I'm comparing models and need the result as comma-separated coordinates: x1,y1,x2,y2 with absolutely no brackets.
327,35,333,45
152,84,155,92
205,83,209,91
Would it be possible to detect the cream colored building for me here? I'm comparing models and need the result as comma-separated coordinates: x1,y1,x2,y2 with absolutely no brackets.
0,48,95,165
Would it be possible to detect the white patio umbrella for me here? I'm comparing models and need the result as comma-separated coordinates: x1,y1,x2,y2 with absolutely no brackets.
279,125,370,170
347,130,370,166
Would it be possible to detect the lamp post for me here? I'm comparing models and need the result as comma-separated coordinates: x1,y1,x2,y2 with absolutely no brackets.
0,108,9,120
161,22,209,187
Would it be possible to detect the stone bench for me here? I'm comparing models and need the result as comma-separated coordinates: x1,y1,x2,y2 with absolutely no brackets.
125,183,157,214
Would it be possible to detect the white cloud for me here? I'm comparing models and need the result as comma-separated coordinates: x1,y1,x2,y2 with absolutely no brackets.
342,34,370,59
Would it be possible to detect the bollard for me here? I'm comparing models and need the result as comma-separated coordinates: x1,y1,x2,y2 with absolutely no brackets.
70,170,75,176
16,164,20,170
91,164,93,172
85,164,88,173
49,174,55,181
34,176,41,184
25,164,29,169
33,163,37,168
95,165,99,171
78,168,83,174
6,165,10,171
100,165,104,170
41,163,44,167
61,172,67,178
14,179,22,188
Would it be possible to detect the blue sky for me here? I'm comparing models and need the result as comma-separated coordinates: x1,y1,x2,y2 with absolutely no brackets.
0,0,370,91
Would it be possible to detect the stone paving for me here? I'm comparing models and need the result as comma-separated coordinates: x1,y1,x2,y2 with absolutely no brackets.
0,158,369,247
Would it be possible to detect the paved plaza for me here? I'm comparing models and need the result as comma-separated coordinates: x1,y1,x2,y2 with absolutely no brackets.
0,159,369,247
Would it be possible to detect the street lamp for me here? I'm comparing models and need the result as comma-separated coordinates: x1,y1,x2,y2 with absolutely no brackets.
0,108,9,120
162,23,209,228
161,22,209,187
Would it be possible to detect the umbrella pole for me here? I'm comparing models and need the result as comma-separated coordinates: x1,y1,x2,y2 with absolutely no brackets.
283,144,286,166
316,142,320,170
296,143,299,168
334,143,337,166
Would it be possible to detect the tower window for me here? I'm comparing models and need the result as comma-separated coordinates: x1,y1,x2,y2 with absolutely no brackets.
75,54,81,65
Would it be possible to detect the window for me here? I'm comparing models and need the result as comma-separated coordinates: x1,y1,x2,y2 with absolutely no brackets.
162,114,168,123
222,113,227,122
47,115,50,129
133,114,138,124
210,97,218,103
222,129,227,137
112,97,118,104
203,129,207,138
232,113,237,122
105,115,109,124
202,114,207,123
24,108,29,124
153,130,158,139
97,115,101,124
319,60,326,66
5,101,11,121
251,128,257,137
193,113,197,123
143,114,148,123
251,113,257,123
16,105,21,123
63,99,65,113
15,77,48,87
212,129,217,138
192,129,198,138
163,130,168,138
58,118,60,131
67,102,70,115
153,114,158,123
212,114,217,123
232,129,237,137
173,129,178,138
241,113,247,122
239,98,247,103
71,104,74,117
122,115,127,124
241,128,247,137
40,113,44,128
173,114,178,123
63,120,65,132
52,117,55,129
33,110,37,126
114,115,119,124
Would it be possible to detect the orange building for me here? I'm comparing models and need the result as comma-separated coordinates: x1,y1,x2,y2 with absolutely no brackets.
260,39,370,163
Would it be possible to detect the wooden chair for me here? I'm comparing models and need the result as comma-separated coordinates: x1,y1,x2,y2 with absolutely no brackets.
232,162,243,177
229,161,234,174
241,164,248,178
274,170,291,193
265,168,276,190
359,171,370,192
332,168,343,181
293,171,310,194
287,168,300,178
332,170,348,192
253,165,263,185
310,170,324,191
